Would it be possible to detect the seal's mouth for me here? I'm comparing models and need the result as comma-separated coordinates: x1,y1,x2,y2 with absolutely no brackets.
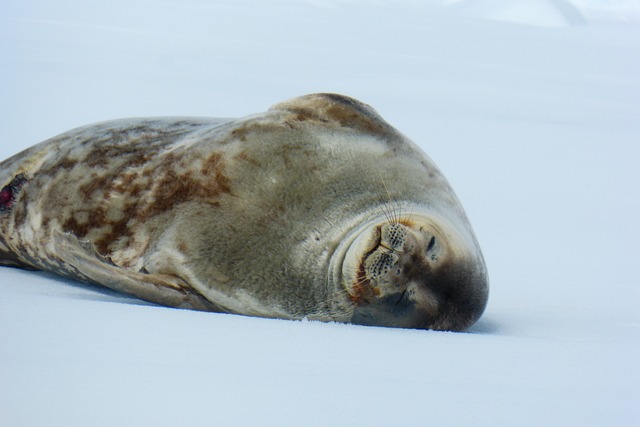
346,220,434,305
345,221,439,327
341,213,488,331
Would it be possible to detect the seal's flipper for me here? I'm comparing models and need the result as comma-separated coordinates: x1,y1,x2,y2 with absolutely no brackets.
0,250,37,269
52,231,219,311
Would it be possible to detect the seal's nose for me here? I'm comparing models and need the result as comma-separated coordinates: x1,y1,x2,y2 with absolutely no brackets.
350,220,488,331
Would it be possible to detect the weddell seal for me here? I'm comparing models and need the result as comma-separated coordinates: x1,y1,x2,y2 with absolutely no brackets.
0,94,488,331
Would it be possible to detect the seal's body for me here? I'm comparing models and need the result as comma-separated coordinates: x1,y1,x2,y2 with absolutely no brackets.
0,94,488,330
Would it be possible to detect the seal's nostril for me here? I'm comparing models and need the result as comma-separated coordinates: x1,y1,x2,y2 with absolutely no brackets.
395,289,407,305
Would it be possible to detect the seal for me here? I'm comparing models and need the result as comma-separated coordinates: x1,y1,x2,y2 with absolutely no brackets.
0,93,488,331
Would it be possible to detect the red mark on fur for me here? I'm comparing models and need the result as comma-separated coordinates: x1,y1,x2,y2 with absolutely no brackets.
0,174,29,211
0,187,12,206
348,263,379,305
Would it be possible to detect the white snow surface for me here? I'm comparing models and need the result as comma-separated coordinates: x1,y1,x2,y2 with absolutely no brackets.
1,1,639,426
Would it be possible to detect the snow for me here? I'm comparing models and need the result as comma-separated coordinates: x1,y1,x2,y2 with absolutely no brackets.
1,0,639,426
444,0,588,27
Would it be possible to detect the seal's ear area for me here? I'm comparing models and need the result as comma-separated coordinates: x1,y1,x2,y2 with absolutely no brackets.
52,231,219,312
269,93,397,136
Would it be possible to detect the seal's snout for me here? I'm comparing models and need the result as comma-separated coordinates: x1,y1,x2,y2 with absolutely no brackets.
347,217,488,331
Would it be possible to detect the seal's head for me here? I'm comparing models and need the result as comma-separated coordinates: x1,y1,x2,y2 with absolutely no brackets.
339,212,488,331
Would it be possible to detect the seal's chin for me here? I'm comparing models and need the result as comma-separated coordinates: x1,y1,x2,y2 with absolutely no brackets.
341,213,488,331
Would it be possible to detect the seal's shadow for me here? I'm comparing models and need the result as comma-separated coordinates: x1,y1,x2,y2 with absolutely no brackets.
466,317,500,334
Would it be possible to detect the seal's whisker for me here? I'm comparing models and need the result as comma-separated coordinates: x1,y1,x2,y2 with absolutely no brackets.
377,172,410,226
